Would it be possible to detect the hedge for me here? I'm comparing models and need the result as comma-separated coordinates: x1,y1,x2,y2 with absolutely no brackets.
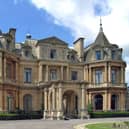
90,111,129,118
0,111,43,120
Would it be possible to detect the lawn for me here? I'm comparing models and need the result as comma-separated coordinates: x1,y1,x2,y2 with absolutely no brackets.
86,122,129,129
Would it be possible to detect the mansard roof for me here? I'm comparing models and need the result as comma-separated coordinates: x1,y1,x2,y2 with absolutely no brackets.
36,36,68,46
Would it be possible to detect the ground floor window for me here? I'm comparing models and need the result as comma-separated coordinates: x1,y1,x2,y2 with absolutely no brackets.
23,94,32,112
111,94,118,110
94,94,103,110
7,95,14,112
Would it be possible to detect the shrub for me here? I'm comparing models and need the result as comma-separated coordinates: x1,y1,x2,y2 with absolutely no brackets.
90,111,129,118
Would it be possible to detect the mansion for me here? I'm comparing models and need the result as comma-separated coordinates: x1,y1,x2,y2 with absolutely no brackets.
0,23,128,119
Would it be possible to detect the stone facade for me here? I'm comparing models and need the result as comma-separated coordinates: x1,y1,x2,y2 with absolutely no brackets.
0,24,127,119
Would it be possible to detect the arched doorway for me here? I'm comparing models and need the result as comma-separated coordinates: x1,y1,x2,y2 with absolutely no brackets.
23,94,32,113
63,90,78,118
111,94,118,110
94,94,103,110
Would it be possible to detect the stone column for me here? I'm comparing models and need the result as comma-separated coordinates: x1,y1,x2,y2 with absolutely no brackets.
57,83,63,120
104,63,108,83
103,92,107,111
120,92,125,111
121,66,124,84
108,63,111,83
45,65,48,82
80,84,87,119
66,66,69,80
39,64,43,82
15,62,18,82
60,66,63,80
108,92,111,111
0,53,2,82
85,66,89,81
51,86,56,119
44,88,48,119
89,67,91,83
4,57,6,80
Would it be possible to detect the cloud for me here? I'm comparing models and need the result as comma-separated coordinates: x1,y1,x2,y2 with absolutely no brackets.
18,0,129,84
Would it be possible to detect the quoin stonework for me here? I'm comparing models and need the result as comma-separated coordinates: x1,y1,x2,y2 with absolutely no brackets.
0,22,128,119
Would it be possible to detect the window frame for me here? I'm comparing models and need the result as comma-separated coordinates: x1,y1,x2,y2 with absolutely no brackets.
95,69,103,84
111,50,115,59
111,69,117,84
50,69,57,80
24,68,32,83
95,50,101,60
50,49,57,59
71,71,78,80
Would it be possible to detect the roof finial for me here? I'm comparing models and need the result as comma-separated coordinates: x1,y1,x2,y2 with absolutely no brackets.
99,16,103,32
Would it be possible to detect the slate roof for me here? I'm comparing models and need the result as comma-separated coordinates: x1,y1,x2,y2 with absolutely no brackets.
37,36,68,46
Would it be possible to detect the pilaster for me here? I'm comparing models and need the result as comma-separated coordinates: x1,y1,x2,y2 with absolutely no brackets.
80,84,87,119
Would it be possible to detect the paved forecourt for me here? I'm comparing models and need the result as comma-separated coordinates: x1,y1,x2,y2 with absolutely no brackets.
0,117,128,129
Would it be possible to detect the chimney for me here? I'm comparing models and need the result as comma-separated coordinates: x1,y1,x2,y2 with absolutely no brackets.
73,37,85,62
9,28,16,43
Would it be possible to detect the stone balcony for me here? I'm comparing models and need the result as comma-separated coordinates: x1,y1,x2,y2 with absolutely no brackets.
88,82,127,89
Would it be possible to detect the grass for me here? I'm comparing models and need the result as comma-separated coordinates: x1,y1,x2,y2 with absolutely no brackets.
86,122,129,129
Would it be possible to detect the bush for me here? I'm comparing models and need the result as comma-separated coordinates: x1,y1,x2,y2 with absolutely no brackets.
87,103,93,114
90,111,129,118
0,111,43,120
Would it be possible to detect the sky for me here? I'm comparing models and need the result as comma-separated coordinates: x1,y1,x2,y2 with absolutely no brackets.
1,0,129,84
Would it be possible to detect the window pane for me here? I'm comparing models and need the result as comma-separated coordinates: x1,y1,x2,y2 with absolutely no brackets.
50,49,56,59
50,69,57,80
96,50,101,60
24,68,32,83
111,69,116,84
71,71,78,80
95,69,103,84
112,50,115,59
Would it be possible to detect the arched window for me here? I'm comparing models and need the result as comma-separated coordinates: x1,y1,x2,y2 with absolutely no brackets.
23,94,32,112
111,94,118,110
94,94,103,110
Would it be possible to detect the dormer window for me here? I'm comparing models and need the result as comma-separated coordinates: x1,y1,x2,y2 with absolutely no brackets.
71,55,75,61
96,50,101,60
112,50,115,59
25,50,29,57
50,49,56,59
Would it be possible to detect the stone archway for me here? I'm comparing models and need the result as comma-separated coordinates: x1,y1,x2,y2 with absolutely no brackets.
23,94,32,113
63,90,78,118
94,94,103,110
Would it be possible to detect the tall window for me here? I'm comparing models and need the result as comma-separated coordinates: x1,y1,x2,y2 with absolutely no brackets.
6,41,10,50
7,95,14,112
95,69,103,84
111,95,118,110
111,69,117,84
24,68,32,83
71,71,78,80
50,49,56,59
112,50,115,59
23,94,32,113
94,94,103,110
96,50,101,60
25,50,29,57
50,69,57,80
6,63,12,79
